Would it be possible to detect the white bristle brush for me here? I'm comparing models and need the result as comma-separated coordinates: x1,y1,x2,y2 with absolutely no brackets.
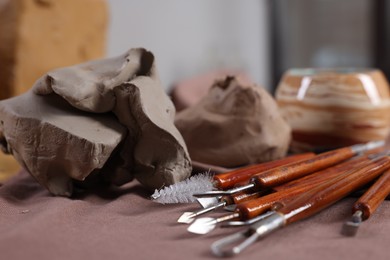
151,172,214,204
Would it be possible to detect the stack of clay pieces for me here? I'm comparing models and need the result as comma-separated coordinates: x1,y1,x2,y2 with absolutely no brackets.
0,48,192,196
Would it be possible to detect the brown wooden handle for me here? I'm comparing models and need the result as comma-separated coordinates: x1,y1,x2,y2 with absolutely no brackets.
221,190,268,205
273,155,370,192
213,153,315,190
251,147,355,189
278,157,390,225
234,158,372,220
235,184,315,219
353,168,390,220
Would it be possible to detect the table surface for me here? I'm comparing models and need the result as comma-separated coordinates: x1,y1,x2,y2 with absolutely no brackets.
0,170,389,260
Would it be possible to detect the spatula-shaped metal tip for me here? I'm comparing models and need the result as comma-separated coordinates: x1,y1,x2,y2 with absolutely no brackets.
187,217,217,235
341,210,362,237
177,212,196,224
197,197,220,208
341,221,360,237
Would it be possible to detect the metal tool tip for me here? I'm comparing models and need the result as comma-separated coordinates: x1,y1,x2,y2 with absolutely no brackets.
341,210,362,237
187,217,216,235
197,197,220,208
177,212,195,224
341,221,360,237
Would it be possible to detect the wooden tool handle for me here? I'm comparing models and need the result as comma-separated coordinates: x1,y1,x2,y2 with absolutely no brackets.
236,158,371,219
213,153,315,190
353,168,390,220
278,157,390,225
221,190,268,205
235,184,315,219
251,147,355,189
273,155,370,192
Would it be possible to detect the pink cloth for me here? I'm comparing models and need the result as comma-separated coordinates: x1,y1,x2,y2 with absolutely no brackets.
0,170,389,260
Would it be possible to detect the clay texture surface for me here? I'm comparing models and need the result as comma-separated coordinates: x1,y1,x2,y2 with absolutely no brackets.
175,76,291,167
0,48,191,195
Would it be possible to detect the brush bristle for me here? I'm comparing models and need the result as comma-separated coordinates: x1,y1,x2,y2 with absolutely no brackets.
151,172,214,204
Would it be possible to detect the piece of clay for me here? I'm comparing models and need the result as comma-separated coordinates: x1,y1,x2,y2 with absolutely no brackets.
170,70,253,111
175,76,291,168
31,48,192,191
0,91,126,196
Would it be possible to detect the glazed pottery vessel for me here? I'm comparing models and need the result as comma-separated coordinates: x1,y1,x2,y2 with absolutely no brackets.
275,68,390,152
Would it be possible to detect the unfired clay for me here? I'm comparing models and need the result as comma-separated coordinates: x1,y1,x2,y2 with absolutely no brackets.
0,91,126,196
0,48,192,195
175,76,291,167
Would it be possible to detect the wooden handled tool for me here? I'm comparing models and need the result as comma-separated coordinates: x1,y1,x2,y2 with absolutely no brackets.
273,155,371,192
177,190,267,224
342,167,390,236
279,156,390,224
214,153,315,190
194,141,384,198
235,155,373,220
210,156,390,257
188,156,376,234
184,152,376,225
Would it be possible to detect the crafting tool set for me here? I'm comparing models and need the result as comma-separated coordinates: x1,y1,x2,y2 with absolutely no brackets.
162,140,390,257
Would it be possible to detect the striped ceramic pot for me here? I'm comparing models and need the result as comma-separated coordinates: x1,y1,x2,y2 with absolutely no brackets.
275,68,390,152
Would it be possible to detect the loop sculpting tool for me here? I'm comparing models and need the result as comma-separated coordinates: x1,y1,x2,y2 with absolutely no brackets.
210,156,390,257
342,167,390,236
194,141,384,198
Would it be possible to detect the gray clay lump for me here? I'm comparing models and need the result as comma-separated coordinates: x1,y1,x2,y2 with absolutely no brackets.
0,48,192,196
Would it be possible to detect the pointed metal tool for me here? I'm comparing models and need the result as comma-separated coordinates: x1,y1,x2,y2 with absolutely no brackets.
178,191,266,224
193,184,255,198
187,213,240,235
178,201,227,224
196,197,220,208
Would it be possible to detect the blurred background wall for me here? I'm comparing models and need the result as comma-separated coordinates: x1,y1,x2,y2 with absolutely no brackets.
107,0,388,93
107,0,271,91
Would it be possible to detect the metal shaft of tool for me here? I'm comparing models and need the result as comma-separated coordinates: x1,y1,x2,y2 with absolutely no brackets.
191,201,227,219
221,211,276,227
215,212,241,224
211,212,285,257
193,183,255,198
